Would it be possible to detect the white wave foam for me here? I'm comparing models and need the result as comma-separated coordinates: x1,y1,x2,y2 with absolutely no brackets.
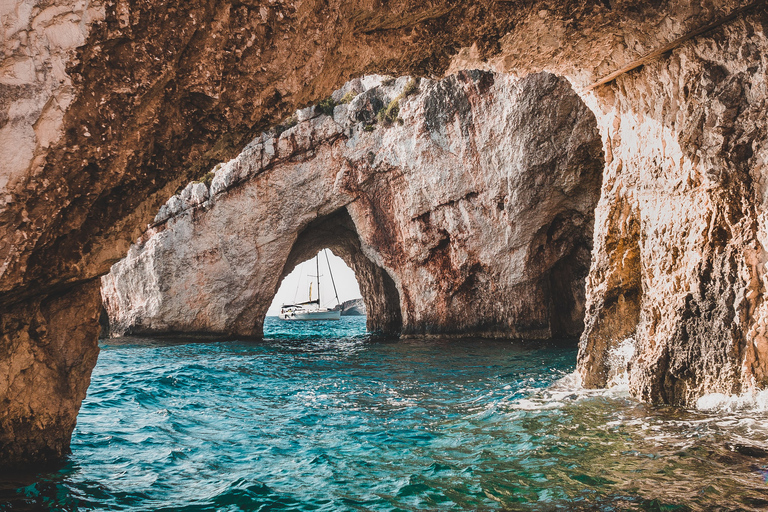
508,370,629,412
696,388,768,413
605,337,635,390
551,370,582,391
511,398,569,411
543,337,634,398
506,338,639,412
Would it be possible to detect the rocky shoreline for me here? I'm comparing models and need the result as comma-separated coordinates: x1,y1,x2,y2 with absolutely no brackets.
332,298,366,316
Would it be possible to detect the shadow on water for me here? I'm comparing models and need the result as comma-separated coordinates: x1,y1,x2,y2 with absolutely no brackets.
3,316,768,511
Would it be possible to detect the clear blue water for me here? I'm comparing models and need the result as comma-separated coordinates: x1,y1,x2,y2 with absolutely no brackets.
2,316,768,511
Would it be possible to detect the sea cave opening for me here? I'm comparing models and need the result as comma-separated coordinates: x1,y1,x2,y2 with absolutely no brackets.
268,208,403,336
97,70,604,343
5,2,768,506
26,69,613,508
268,249,364,318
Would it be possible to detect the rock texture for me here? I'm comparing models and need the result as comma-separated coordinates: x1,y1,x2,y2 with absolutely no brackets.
101,72,603,339
335,298,366,316
3,0,768,466
575,10,768,405
448,0,768,404
0,0,531,309
0,279,100,467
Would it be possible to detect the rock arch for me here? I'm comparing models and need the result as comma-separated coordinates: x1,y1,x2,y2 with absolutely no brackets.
278,209,402,335
101,71,603,342
3,0,768,466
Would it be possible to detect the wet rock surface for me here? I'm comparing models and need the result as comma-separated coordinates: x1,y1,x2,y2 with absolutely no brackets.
101,71,603,339
0,280,100,468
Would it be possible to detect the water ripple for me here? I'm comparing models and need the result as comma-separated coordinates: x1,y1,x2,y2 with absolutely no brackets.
2,317,768,510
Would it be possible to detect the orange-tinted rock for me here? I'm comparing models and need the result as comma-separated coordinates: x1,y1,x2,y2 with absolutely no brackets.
575,12,768,405
0,280,100,467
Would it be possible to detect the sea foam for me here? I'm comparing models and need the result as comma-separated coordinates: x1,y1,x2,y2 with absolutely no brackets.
696,388,768,413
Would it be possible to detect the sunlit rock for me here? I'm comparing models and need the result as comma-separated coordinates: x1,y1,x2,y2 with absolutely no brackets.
101,71,604,340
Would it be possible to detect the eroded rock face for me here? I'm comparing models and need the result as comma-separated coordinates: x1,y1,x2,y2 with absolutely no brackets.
447,1,768,404
0,280,100,467
0,0,526,308
574,13,768,405
101,71,603,339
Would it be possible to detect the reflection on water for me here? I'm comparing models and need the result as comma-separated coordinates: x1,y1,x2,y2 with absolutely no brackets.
2,316,767,511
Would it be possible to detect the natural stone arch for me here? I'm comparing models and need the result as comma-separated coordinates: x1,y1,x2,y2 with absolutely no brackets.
277,209,402,335
101,71,604,342
4,0,768,467
4,1,759,308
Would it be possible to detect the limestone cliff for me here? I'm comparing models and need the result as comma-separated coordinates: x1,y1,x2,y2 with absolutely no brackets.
576,9,768,405
101,71,603,339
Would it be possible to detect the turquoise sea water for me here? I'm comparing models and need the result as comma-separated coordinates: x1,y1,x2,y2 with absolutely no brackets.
2,316,768,511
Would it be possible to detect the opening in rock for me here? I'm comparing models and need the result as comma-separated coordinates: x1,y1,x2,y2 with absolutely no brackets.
535,210,597,339
98,70,603,341
273,209,403,335
267,249,364,317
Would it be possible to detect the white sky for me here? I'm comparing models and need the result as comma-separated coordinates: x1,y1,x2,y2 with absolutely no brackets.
267,249,362,315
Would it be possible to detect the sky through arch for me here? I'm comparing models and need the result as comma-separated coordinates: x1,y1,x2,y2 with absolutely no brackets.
267,250,362,315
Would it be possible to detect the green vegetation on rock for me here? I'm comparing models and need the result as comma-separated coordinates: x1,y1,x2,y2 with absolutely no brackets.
275,114,298,136
199,171,216,187
194,163,221,187
317,97,337,116
377,100,400,125
377,78,419,126
340,91,357,104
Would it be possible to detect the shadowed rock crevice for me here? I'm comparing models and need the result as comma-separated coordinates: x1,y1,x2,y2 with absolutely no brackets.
546,215,594,339
276,209,402,335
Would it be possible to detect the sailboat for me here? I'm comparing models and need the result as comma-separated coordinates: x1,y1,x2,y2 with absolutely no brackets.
278,249,342,321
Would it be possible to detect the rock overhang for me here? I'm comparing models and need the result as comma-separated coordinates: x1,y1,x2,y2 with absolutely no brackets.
2,1,768,467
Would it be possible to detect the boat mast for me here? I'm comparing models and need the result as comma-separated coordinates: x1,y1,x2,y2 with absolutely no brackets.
324,249,341,306
316,252,320,306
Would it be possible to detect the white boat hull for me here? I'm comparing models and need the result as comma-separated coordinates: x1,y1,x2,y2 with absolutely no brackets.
278,309,341,321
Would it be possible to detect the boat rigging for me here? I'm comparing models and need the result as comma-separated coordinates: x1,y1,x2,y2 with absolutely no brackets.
278,249,341,321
